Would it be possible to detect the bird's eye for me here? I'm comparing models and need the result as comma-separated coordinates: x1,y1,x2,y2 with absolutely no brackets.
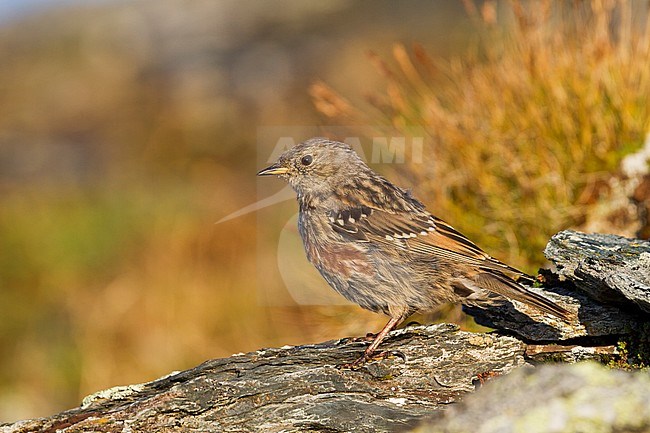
301,155,313,166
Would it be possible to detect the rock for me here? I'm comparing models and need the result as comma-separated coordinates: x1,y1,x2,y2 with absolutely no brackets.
463,284,640,341
464,231,649,342
411,362,650,433
523,343,618,364
0,324,528,433
544,230,650,312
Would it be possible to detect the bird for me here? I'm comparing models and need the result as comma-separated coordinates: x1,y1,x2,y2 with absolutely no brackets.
258,137,570,367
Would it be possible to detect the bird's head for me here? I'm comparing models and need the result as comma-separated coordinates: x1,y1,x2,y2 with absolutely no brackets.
257,137,367,197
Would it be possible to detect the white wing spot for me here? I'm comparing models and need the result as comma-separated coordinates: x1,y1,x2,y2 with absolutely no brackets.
385,235,394,241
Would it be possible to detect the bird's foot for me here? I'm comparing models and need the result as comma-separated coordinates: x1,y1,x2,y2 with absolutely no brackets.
337,350,406,370
337,354,371,370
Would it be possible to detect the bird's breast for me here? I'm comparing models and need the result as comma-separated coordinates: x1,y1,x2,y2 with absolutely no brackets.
298,210,374,279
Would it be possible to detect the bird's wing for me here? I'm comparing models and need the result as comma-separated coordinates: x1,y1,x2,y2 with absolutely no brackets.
327,206,530,281
327,206,571,320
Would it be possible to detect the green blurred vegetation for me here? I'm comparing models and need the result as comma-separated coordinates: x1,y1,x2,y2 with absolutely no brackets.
313,0,650,272
0,0,475,421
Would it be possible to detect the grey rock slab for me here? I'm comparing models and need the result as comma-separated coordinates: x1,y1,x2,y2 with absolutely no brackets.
412,362,650,433
545,230,650,312
0,324,527,433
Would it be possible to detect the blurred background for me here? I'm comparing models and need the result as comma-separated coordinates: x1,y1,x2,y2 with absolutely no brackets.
1,0,649,422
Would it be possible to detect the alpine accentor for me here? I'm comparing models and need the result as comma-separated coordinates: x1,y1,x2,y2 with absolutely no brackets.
258,137,569,366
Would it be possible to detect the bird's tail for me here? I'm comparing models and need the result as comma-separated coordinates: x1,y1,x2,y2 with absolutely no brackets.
474,271,572,321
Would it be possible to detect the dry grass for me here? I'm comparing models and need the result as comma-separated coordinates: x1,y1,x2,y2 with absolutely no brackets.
311,0,650,271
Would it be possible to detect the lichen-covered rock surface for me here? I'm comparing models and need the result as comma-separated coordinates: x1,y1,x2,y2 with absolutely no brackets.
411,362,650,433
545,230,650,312
1,324,526,433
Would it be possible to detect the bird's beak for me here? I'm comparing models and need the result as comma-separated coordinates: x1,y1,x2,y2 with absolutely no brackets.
257,163,288,176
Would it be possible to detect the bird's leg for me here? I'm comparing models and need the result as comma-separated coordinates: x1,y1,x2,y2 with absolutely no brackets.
362,316,401,358
342,316,402,369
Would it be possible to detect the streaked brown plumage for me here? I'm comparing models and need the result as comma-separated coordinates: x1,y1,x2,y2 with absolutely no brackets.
258,137,570,366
